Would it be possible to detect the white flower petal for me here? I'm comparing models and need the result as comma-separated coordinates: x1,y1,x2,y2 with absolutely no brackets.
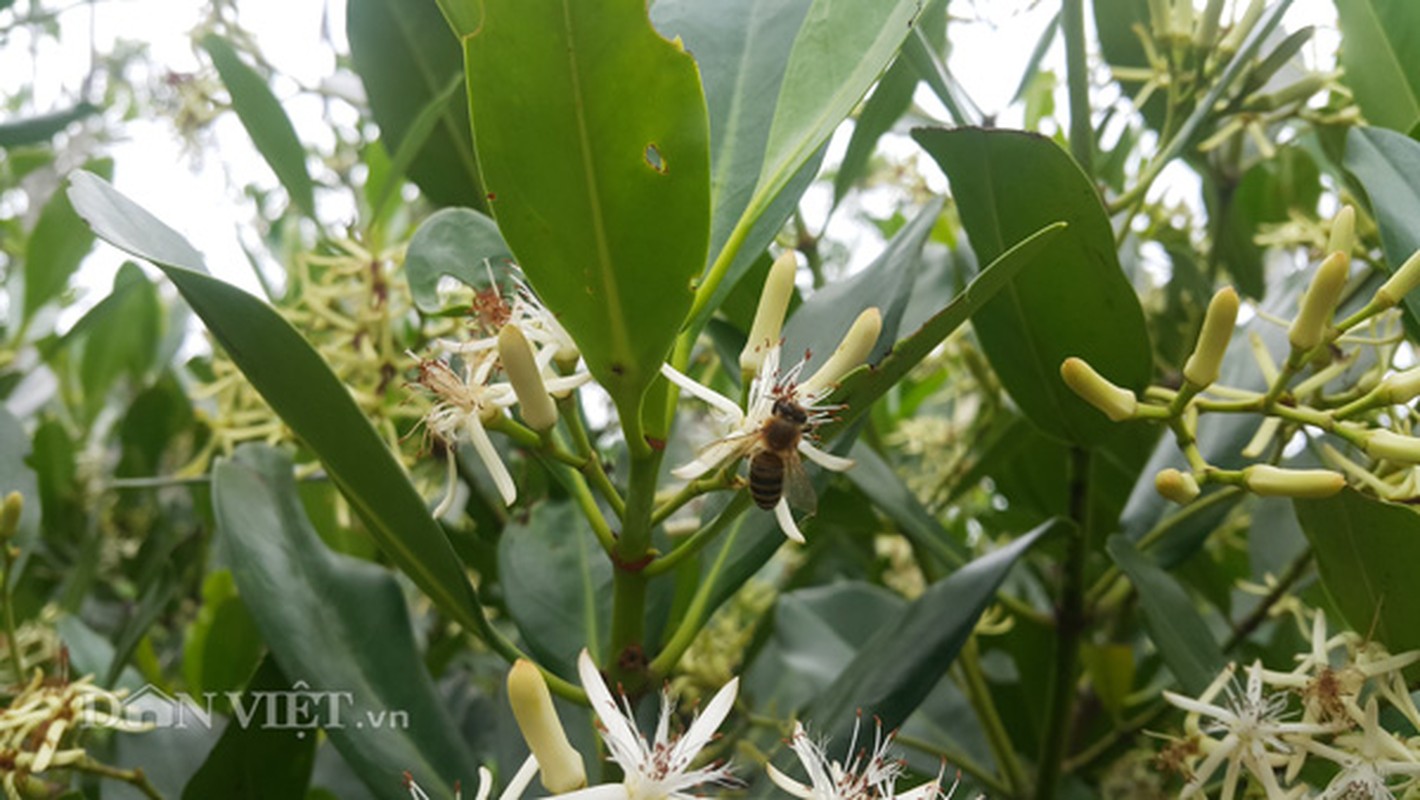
671,440,743,480
797,441,854,472
774,498,805,543
660,363,744,421
765,764,812,798
497,756,536,800
671,677,739,768
466,416,517,506
539,784,629,800
577,650,641,756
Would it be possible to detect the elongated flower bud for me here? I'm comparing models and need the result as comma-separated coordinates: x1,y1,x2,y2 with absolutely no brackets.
1060,357,1137,422
1376,248,1420,309
741,251,798,374
1328,205,1355,262
0,492,20,541
1155,469,1201,504
1365,430,1420,464
1288,251,1349,352
1219,0,1264,52
1183,287,1239,388
499,325,558,432
1378,367,1420,405
799,308,882,398
1242,465,1345,498
507,660,586,793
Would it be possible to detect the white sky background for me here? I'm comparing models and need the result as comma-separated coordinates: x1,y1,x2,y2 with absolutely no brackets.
3,0,1340,318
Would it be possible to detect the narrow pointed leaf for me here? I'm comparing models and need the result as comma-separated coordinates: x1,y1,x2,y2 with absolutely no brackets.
1335,0,1420,134
1344,127,1420,329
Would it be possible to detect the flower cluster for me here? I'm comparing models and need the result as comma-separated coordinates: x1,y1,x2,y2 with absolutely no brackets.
1158,610,1420,798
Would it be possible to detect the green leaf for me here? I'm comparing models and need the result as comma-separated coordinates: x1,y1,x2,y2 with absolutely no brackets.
366,74,464,227
1106,535,1226,695
182,570,263,698
200,35,315,217
0,407,40,570
403,207,511,313
0,102,100,148
76,263,162,423
182,654,316,800
819,221,1067,442
498,501,612,677
65,171,486,640
463,0,711,430
913,127,1152,445
347,0,486,210
105,564,179,686
213,445,479,800
844,441,967,567
803,519,1057,744
1335,0,1420,134
1345,126,1420,325
1209,145,1322,299
22,158,111,320
1294,488,1420,655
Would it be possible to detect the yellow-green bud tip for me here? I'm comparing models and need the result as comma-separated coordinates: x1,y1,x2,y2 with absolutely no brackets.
799,307,882,398
1365,429,1420,465
1183,287,1239,388
741,251,798,374
1242,465,1346,498
507,660,586,793
0,492,21,540
1327,205,1355,262
1155,469,1201,505
498,325,558,432
1379,367,1420,406
1377,248,1420,310
1288,251,1349,353
1060,357,1137,422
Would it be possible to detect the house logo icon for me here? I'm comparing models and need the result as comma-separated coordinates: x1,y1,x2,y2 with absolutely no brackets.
85,685,215,730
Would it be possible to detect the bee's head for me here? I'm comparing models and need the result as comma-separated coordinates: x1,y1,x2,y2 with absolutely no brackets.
772,398,808,425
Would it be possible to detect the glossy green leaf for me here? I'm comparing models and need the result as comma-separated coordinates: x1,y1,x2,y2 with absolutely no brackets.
845,441,967,567
914,127,1152,445
76,263,162,423
499,501,611,677
1335,0,1420,134
819,221,1067,442
22,158,110,320
213,445,479,799
200,35,315,217
404,207,511,312
182,654,316,800
182,570,263,698
366,74,463,227
66,171,486,639
1107,535,1226,696
1080,642,1134,720
803,519,1058,744
1209,145,1322,299
1294,489,1420,655
347,0,485,210
0,102,99,148
1345,126,1420,325
105,564,179,686
463,0,710,428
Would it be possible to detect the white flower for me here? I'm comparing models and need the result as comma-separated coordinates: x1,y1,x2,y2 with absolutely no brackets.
554,648,739,800
1302,698,1420,799
404,756,539,800
765,719,947,800
437,270,582,371
1163,661,1335,799
414,348,520,508
661,345,854,542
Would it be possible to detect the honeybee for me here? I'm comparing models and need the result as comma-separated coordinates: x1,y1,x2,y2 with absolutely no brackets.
745,397,817,513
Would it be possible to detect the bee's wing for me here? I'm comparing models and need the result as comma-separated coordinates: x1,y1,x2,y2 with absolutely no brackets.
781,451,818,515
699,429,759,459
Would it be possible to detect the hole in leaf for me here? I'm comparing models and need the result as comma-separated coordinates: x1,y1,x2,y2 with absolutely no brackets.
644,144,668,175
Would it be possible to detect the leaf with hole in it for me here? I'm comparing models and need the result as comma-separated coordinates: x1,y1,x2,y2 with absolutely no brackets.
914,127,1152,446
462,0,710,434
1294,489,1420,656
348,0,485,210
1107,535,1226,696
1335,0,1420,134
213,445,477,799
200,35,315,217
65,171,487,641
404,207,512,313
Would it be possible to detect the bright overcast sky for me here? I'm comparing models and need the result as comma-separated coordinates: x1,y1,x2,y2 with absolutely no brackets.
2,0,1340,310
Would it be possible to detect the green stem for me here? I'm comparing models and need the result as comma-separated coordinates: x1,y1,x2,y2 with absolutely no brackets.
958,637,1032,797
2,546,23,681
542,456,616,553
1034,447,1091,800
645,493,751,578
1062,0,1093,177
649,468,735,529
608,450,664,688
558,395,625,518
647,508,746,677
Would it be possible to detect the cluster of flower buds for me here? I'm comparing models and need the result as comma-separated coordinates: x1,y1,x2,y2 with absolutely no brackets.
405,653,958,800
1062,204,1420,506
1158,610,1420,798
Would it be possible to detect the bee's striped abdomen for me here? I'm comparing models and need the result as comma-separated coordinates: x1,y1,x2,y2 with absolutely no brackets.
749,451,785,510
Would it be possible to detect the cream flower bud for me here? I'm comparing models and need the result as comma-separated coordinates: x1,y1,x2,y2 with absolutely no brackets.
1242,465,1346,498
1155,469,1201,504
498,325,558,432
507,659,586,793
1183,287,1239,388
1219,0,1264,52
1378,367,1420,405
1288,251,1349,352
1060,357,1137,422
799,307,882,398
741,251,799,374
1376,248,1420,309
0,492,20,540
1327,205,1354,261
1365,430,1420,464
